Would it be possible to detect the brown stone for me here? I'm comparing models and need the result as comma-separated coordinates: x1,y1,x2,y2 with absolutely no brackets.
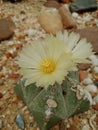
75,27,98,54
59,6,76,29
38,9,63,35
79,70,87,82
44,0,60,9
92,103,98,111
0,19,15,41
78,63,91,70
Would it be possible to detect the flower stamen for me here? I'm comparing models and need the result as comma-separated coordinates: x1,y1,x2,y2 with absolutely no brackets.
41,59,56,74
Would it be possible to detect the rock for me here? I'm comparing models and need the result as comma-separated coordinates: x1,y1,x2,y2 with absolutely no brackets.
79,70,87,82
15,114,25,130
44,0,60,9
59,6,76,29
69,0,98,13
82,78,93,85
93,95,98,103
75,27,98,54
78,63,91,70
92,103,98,111
38,9,63,35
89,55,98,66
0,19,15,41
86,84,98,93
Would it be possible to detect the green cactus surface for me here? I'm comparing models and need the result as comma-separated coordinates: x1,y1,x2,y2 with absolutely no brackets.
14,71,90,130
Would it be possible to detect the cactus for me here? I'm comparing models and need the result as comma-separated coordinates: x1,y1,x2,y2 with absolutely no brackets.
14,71,90,130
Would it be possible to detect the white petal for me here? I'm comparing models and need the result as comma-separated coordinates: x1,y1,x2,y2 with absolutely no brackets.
66,32,80,51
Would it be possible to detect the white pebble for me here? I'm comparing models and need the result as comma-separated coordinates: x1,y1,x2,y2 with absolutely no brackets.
86,84,97,93
82,78,93,85
89,55,97,61
77,19,83,24
94,66,98,73
25,29,36,36
82,14,92,22
72,12,79,18
7,41,14,45
93,95,98,103
92,59,98,66
63,4,69,10
8,48,16,54
89,55,98,66
82,124,90,130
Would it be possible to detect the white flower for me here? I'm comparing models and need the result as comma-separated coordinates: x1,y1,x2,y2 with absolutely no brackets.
17,30,94,88
56,30,94,67
17,35,72,88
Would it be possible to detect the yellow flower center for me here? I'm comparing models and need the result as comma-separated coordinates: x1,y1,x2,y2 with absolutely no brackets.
41,59,56,74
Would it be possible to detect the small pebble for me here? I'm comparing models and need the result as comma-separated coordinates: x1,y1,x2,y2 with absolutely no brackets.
72,12,79,18
12,96,19,103
7,41,14,45
18,102,24,108
92,103,98,110
15,114,25,130
79,70,87,82
89,55,98,66
86,84,98,93
93,95,98,103
94,66,98,73
25,29,36,36
82,77,93,85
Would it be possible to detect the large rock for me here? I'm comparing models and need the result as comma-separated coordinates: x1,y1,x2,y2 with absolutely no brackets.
75,27,98,54
69,0,97,13
0,19,15,41
38,9,63,35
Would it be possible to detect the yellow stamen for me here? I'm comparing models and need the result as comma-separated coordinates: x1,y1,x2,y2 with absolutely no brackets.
41,59,56,74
